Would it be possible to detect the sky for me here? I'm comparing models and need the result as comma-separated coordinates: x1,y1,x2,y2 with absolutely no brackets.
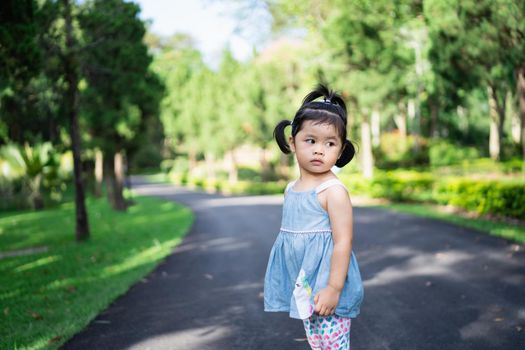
134,0,270,67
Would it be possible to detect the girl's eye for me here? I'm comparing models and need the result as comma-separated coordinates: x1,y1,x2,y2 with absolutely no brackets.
327,142,335,147
305,139,315,144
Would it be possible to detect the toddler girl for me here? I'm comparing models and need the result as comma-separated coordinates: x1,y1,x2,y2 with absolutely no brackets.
264,84,364,350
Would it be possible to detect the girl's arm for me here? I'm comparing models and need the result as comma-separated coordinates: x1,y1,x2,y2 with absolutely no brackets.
314,185,353,316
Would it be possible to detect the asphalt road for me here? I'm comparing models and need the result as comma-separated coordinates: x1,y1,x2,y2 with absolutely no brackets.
61,176,525,350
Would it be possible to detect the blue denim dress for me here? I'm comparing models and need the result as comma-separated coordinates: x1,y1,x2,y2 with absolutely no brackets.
264,179,364,320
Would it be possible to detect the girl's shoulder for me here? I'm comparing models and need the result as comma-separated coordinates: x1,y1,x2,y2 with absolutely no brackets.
315,177,348,194
284,178,348,195
317,178,351,212
284,180,297,194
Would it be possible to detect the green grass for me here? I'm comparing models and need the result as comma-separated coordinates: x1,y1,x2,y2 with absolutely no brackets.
363,202,525,244
0,191,193,350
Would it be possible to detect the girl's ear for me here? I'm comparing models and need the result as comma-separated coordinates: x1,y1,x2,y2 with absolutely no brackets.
335,140,356,168
288,135,295,152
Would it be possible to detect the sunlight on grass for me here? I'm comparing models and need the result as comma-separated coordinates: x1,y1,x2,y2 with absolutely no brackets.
102,237,182,277
0,194,193,350
14,255,61,273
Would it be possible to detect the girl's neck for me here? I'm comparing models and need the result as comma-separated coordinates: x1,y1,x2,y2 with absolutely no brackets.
295,169,336,189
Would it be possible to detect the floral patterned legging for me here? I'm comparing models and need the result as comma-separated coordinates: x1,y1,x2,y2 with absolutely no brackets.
302,314,351,350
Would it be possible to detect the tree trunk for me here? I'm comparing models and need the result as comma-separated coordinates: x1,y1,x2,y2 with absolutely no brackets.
30,175,44,210
188,148,197,174
506,90,520,145
260,147,272,181
104,150,127,211
430,99,439,138
488,85,501,160
371,109,380,147
113,150,127,211
63,0,89,241
408,99,420,152
516,67,525,168
457,106,468,132
394,101,407,144
94,148,103,197
228,149,238,184
407,99,416,126
361,114,374,179
205,151,216,182
104,151,114,207
487,84,506,161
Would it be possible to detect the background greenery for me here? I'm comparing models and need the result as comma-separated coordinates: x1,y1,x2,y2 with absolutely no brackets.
1,0,525,348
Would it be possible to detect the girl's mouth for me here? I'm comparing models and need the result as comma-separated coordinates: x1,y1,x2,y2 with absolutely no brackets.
310,159,323,165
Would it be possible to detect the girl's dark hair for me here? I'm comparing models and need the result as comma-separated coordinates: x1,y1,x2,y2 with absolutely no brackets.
274,84,356,168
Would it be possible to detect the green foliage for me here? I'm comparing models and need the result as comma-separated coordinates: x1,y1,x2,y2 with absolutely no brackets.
0,0,66,145
322,0,418,114
0,142,65,209
78,0,159,156
373,131,430,168
428,139,480,167
359,168,525,220
128,143,163,171
238,166,261,181
0,0,42,88
433,177,525,219
337,172,373,195
431,157,524,177
369,170,435,202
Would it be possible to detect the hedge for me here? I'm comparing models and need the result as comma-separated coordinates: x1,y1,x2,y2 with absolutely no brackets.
433,178,525,219
167,170,525,220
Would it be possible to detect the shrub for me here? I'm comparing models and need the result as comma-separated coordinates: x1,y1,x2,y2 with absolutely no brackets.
374,131,430,169
238,166,261,181
429,140,480,167
433,178,525,219
337,173,372,195
369,170,434,202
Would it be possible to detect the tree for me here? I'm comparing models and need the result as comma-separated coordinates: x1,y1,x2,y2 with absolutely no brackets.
0,0,90,240
78,0,155,210
321,0,419,176
0,0,63,145
152,33,206,167
63,0,90,239
215,49,245,182
425,0,519,161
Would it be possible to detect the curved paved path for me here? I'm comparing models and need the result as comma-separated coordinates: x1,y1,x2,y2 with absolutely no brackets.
61,176,525,350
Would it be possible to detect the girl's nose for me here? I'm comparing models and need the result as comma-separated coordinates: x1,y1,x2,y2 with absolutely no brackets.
313,148,324,155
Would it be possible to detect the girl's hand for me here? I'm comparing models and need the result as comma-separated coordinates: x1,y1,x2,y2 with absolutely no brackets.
314,285,341,316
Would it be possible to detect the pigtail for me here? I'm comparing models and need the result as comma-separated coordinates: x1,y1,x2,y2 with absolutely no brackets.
335,140,357,168
302,85,326,105
273,119,292,154
302,84,347,120
329,94,347,119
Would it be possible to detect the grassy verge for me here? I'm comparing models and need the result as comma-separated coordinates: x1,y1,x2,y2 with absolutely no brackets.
362,202,525,244
0,191,193,350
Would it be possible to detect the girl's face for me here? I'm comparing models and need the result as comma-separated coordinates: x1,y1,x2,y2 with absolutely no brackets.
289,120,344,175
